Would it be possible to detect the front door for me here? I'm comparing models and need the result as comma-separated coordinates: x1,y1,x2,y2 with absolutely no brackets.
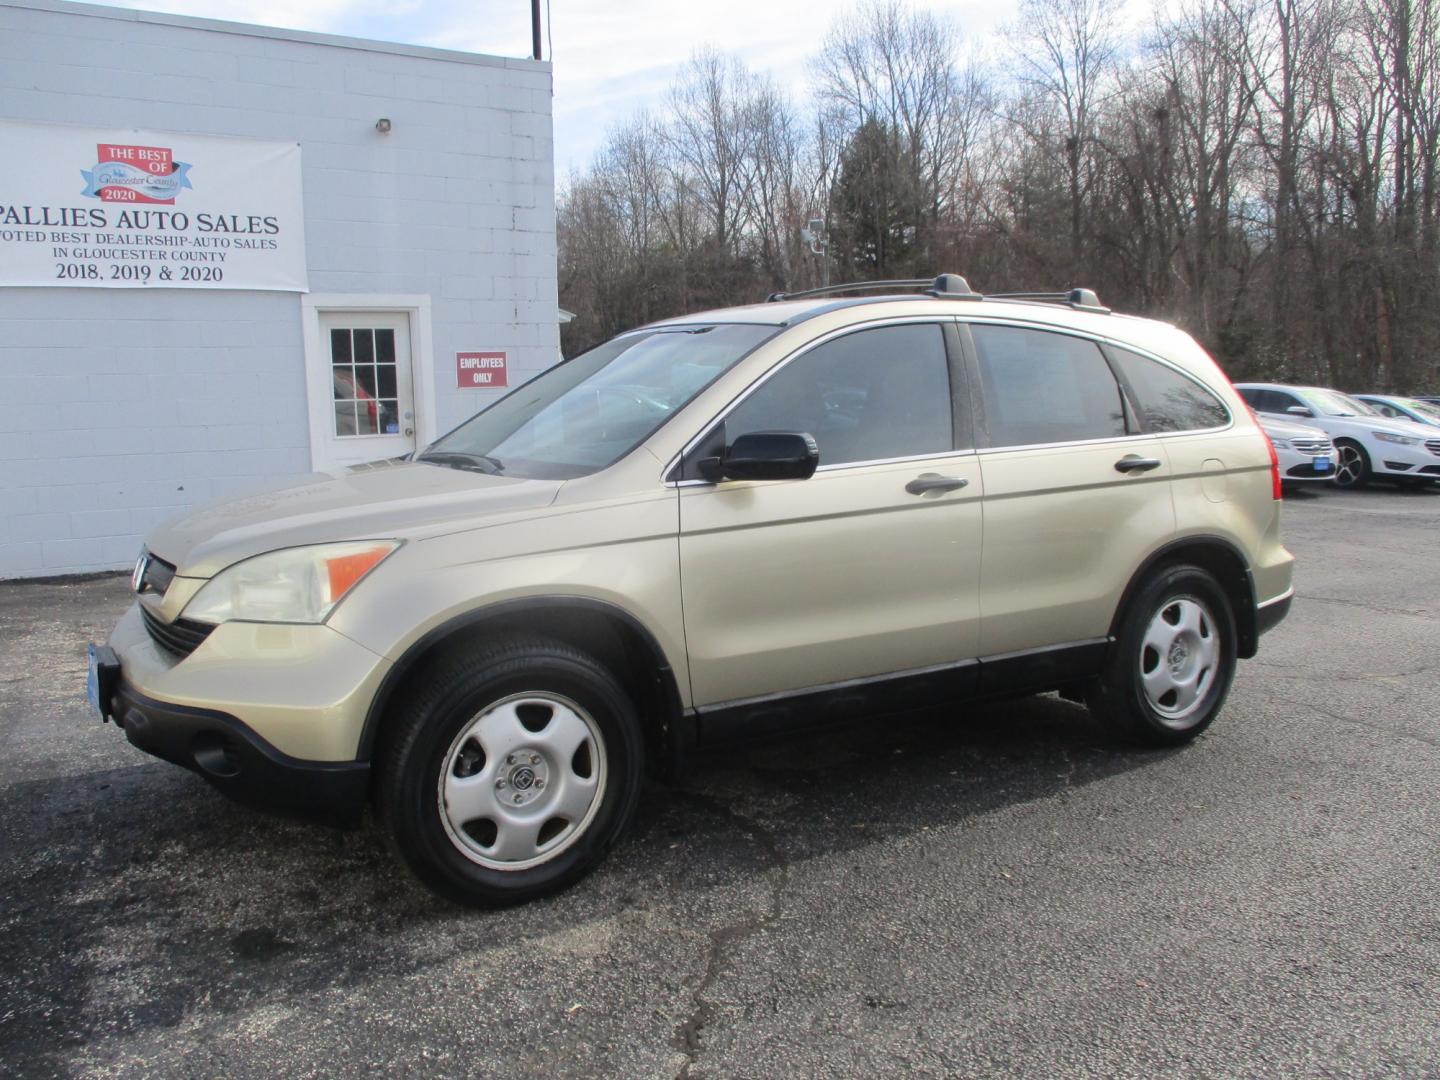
677,321,983,709
317,311,417,468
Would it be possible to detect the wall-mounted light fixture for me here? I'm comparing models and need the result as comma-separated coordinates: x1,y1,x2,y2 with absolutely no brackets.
375,118,392,134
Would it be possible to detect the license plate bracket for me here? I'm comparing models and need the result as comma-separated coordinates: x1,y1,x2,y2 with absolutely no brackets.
87,643,121,722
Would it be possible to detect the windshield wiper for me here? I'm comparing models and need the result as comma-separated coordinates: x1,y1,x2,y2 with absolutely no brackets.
416,451,504,474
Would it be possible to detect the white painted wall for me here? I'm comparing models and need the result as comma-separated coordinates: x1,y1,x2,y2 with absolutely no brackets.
0,0,557,577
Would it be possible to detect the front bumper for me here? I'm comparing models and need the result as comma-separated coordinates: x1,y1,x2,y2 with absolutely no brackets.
93,660,369,826
1368,438,1440,476
109,601,391,762
1275,445,1334,482
94,600,392,826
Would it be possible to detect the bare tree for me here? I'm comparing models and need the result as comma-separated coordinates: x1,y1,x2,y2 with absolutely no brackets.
1008,0,1126,275
553,0,1440,390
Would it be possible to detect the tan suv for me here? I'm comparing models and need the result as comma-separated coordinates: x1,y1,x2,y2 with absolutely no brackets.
88,275,1294,906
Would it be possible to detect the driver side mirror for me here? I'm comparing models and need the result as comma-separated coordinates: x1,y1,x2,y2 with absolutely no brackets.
1286,405,1313,417
697,431,819,482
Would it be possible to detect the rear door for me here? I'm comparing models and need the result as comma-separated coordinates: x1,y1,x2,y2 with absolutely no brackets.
677,320,983,709
964,321,1174,671
1105,344,1258,535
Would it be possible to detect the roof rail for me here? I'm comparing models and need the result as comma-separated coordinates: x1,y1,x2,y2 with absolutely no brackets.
766,275,1109,312
768,274,982,303
987,288,1111,315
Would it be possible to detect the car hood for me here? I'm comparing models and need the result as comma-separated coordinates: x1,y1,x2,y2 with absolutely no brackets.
146,459,563,578
1345,415,1437,438
1259,416,1329,440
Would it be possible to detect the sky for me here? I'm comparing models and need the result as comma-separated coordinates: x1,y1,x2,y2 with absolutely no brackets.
80,0,1016,176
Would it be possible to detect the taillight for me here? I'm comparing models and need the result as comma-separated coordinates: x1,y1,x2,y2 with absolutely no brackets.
1263,429,1282,500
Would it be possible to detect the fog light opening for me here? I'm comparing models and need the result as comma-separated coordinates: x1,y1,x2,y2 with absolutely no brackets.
192,732,241,778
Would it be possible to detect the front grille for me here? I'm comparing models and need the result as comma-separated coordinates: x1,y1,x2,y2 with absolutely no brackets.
1426,439,1440,456
140,604,214,659
1290,437,1333,455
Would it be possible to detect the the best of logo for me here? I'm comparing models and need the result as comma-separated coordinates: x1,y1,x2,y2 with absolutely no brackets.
81,143,193,204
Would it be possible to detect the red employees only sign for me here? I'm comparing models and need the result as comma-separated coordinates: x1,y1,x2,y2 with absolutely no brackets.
456,351,508,389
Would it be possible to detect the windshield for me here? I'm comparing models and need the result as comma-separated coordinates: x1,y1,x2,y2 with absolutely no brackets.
419,323,778,480
1300,389,1379,417
1399,397,1440,423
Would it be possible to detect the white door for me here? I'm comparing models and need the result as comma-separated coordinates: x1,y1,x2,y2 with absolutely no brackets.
315,311,417,468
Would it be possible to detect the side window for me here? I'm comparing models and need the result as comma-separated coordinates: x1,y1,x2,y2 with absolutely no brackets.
1243,389,1286,413
724,324,954,467
971,325,1126,447
1108,347,1229,432
1268,391,1304,414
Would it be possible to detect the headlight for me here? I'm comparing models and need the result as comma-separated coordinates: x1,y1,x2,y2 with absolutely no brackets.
184,541,400,625
1269,438,1291,449
1373,431,1419,445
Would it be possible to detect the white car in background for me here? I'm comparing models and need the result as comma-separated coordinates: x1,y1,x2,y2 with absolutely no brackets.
1235,383,1440,489
1353,394,1440,429
1257,415,1335,488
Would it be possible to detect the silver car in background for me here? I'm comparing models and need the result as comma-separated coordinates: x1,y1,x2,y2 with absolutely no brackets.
1258,415,1335,489
1354,394,1440,430
1236,383,1440,489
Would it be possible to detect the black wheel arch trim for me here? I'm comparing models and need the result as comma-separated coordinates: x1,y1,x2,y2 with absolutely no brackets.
356,595,685,764
1111,536,1260,659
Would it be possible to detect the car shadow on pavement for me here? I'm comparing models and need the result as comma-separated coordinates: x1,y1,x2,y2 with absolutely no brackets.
0,693,1167,1073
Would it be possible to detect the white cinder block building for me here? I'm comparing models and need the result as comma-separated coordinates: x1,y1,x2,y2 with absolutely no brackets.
0,0,558,578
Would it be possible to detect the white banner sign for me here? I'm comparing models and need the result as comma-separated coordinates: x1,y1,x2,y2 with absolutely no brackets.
0,121,308,291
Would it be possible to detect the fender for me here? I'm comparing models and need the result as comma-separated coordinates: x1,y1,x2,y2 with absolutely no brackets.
1110,536,1259,658
355,594,685,762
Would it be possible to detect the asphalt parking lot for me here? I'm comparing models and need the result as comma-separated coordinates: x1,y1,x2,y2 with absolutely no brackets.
2,485,1438,1079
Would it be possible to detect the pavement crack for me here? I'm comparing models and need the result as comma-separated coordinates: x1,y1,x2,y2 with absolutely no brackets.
666,790,790,1080
1258,689,1440,751
1296,593,1435,620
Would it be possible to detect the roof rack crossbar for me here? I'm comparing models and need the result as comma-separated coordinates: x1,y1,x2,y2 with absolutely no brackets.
768,279,933,302
768,274,982,303
765,276,1107,312
988,288,1110,314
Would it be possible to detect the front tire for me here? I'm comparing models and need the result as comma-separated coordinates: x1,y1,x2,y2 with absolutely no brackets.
376,637,644,907
1087,564,1237,746
1333,439,1370,489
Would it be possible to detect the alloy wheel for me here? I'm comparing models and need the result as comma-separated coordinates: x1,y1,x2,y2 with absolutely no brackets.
1334,444,1366,487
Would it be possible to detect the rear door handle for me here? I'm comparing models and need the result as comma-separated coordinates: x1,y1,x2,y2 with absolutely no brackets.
1114,456,1163,473
906,473,970,495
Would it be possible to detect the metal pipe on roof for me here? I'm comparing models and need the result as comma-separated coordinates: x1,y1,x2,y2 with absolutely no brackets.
532,0,542,60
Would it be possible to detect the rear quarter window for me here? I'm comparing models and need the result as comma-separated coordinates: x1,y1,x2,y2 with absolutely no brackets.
1109,347,1229,432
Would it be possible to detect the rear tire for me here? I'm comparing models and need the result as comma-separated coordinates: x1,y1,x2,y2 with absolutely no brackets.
376,636,643,907
1332,439,1370,489
1087,564,1237,747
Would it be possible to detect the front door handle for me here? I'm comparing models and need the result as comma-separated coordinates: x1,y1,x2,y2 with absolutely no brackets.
1114,455,1163,473
906,473,970,496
